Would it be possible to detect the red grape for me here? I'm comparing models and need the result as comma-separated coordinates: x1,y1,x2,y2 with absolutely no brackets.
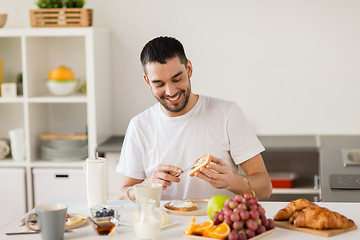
213,217,221,225
249,209,259,219
224,217,233,227
229,200,238,209
228,231,239,240
212,211,220,219
267,218,275,230
238,231,247,240
218,213,225,222
233,207,241,214
238,203,247,211
243,193,253,201
255,218,261,225
240,210,250,221
224,198,232,208
230,212,240,222
249,204,258,211
248,197,258,205
260,216,269,228
246,219,258,231
258,206,266,216
245,229,255,238
256,225,266,235
235,194,244,203
232,220,244,231
224,207,232,217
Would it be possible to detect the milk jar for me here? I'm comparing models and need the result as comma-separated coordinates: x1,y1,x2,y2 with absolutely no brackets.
134,198,161,240
83,152,107,208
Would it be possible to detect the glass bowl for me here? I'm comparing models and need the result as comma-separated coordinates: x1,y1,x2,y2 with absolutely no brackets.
89,216,119,235
90,204,122,220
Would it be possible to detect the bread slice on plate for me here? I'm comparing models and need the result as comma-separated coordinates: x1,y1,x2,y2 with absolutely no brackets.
164,200,198,211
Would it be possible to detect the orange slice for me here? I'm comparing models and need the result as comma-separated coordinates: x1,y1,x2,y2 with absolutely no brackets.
193,220,214,234
184,217,196,235
202,222,230,239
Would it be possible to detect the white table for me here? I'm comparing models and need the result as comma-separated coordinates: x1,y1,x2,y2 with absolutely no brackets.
1,200,359,239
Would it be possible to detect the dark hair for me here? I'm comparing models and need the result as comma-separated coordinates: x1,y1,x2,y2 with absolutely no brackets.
140,36,188,72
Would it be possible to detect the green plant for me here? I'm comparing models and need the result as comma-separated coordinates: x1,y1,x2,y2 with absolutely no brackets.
65,0,85,8
36,0,64,8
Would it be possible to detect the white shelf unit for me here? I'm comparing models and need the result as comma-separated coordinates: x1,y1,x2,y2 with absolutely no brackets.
0,28,113,210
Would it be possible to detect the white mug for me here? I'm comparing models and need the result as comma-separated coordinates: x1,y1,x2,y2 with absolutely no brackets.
126,182,162,207
8,128,25,162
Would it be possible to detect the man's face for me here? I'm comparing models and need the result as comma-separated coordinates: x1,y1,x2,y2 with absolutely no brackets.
144,57,193,117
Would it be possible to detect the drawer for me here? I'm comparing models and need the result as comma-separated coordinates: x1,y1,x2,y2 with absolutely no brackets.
33,168,86,205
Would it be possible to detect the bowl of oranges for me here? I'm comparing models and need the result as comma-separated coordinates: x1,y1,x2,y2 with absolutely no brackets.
47,66,79,96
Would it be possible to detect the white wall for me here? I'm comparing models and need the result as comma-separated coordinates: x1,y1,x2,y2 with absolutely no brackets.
2,0,360,135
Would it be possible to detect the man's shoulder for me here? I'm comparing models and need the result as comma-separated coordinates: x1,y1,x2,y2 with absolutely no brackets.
130,103,159,125
201,95,238,110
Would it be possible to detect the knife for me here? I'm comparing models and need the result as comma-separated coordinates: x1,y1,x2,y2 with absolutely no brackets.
174,159,205,177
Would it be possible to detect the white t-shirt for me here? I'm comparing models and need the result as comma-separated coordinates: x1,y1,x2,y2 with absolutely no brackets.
117,95,264,200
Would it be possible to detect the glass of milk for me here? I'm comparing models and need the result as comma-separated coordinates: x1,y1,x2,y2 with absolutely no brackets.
134,198,161,240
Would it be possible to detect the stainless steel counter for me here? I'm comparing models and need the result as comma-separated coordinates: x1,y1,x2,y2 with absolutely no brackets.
320,135,360,202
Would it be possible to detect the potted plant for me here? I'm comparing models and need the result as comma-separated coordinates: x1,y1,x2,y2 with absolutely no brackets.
30,0,92,27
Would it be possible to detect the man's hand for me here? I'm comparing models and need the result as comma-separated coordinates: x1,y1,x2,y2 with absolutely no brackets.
150,164,182,190
194,156,234,189
195,154,272,200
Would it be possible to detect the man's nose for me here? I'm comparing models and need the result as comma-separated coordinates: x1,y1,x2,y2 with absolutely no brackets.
165,83,177,96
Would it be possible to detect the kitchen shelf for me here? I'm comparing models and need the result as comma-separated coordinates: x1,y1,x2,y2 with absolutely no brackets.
0,27,112,211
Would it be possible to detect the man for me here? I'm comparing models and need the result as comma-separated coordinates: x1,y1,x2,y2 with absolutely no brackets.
117,36,272,200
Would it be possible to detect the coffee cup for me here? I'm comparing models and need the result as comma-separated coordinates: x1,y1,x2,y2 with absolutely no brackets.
25,203,67,240
126,182,162,207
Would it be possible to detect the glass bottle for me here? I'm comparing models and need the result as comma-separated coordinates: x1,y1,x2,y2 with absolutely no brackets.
134,198,161,240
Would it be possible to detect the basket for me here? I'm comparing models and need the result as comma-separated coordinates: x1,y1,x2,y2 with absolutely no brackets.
29,8,93,27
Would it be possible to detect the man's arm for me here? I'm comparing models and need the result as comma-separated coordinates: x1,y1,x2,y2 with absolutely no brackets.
118,174,144,200
195,154,272,200
118,164,183,199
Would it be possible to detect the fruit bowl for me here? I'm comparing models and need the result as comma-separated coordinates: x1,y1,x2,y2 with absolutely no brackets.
47,80,78,96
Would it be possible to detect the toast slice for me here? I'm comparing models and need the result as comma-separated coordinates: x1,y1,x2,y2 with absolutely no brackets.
189,154,212,177
164,200,198,211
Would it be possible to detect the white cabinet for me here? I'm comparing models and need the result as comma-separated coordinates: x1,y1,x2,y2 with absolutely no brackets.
0,28,112,210
33,168,86,205
0,168,26,229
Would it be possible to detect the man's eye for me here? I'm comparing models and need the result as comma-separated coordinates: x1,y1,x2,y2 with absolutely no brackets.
155,83,164,88
173,77,181,82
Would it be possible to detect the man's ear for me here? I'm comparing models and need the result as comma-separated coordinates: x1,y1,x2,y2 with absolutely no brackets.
187,60,193,78
144,74,151,87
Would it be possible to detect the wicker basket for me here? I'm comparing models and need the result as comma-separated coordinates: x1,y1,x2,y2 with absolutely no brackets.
29,8,93,27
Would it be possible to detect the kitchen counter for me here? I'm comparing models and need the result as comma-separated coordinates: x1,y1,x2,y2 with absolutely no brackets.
1,200,359,239
319,135,360,202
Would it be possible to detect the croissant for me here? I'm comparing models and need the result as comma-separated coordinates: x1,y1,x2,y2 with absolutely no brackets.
274,198,318,221
289,206,355,230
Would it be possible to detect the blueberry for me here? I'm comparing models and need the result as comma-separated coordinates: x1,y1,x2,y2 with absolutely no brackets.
108,209,114,217
95,211,102,217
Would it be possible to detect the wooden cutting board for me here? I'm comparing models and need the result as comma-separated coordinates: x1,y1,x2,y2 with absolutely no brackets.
275,221,357,237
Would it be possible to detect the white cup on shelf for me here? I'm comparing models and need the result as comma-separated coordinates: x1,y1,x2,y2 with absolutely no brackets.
8,128,25,162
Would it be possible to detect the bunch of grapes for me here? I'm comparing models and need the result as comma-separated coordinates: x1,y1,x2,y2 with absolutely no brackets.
212,193,275,240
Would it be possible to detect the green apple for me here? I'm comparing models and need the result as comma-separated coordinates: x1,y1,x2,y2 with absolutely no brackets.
207,195,230,220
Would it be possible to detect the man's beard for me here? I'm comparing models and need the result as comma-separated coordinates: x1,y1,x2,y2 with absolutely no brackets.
158,89,190,113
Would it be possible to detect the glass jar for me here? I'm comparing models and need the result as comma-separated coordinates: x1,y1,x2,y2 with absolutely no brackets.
134,198,161,240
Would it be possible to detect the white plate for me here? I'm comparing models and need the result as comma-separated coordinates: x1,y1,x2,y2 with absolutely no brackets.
121,220,180,230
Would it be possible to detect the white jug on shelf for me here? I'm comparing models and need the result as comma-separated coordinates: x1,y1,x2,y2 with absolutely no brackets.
83,152,107,208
